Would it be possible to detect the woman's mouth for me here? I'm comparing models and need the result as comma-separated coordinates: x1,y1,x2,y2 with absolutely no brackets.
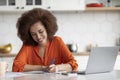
38,39,43,43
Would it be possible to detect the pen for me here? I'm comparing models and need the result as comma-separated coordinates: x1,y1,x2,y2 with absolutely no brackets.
49,58,55,68
51,58,55,65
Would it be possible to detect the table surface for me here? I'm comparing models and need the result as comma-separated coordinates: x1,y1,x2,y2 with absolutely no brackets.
1,70,120,80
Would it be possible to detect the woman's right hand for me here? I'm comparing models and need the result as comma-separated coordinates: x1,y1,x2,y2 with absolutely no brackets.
46,64,56,72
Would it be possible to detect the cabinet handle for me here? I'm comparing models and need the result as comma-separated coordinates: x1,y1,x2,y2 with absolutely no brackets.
21,7,24,9
16,7,19,9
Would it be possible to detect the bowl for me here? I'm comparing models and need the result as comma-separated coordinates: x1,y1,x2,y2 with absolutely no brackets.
86,3,104,7
0,43,12,53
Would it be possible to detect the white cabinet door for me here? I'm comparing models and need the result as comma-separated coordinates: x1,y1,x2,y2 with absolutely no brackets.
0,0,50,11
49,0,85,11
0,0,19,11
21,0,50,10
0,0,26,11
0,0,85,11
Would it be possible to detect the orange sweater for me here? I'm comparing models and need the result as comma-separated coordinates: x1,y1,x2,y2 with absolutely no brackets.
12,36,78,72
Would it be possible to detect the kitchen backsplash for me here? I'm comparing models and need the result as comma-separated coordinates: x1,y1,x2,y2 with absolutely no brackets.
0,11,120,53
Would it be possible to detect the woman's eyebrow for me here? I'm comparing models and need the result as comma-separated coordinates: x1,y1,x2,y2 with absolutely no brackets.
30,29,43,33
38,29,43,31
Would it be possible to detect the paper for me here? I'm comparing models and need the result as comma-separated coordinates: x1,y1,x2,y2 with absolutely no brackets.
24,71,45,74
61,72,77,77
5,72,28,78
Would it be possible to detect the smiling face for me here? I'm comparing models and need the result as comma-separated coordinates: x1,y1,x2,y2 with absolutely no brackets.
30,21,48,47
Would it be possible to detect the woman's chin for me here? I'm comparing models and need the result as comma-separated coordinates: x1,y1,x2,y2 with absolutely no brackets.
38,42,45,46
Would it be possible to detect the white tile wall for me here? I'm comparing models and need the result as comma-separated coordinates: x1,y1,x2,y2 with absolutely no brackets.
0,13,22,53
54,11,120,52
0,11,120,53
0,11,120,71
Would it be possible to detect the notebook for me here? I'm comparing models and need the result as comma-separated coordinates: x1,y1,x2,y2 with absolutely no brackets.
77,47,119,75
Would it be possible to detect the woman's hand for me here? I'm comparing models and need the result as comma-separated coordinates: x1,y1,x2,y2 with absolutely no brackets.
47,63,72,73
47,64,56,72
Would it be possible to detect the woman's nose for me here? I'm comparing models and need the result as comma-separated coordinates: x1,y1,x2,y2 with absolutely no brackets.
36,33,41,39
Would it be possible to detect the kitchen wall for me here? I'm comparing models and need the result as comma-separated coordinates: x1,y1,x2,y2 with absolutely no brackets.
55,11,120,52
0,10,120,71
0,11,120,53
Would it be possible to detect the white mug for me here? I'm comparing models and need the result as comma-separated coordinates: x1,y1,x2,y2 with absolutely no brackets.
0,62,7,76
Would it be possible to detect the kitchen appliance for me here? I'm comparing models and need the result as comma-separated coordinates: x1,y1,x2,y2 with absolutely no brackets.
66,43,78,53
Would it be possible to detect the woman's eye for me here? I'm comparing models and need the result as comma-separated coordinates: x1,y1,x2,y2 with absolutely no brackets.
31,33,36,36
39,31,44,33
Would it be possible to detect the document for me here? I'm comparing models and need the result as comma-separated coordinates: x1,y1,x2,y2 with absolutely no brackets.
5,72,28,78
24,71,45,74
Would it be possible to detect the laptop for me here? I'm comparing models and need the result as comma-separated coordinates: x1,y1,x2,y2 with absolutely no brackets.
77,47,119,75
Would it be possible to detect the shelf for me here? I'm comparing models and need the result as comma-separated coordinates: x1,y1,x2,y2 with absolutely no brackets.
0,7,120,13
73,52,120,56
86,7,120,11
72,52,89,56
0,52,120,57
0,53,16,57
0,52,89,57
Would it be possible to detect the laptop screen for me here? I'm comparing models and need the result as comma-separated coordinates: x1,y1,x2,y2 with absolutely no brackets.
85,47,119,74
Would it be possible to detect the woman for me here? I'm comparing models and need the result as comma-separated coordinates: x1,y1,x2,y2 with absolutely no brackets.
12,8,78,72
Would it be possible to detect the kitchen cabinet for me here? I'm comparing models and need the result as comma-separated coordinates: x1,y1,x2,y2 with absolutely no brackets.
0,0,85,12
48,0,85,11
0,0,120,12
0,0,49,11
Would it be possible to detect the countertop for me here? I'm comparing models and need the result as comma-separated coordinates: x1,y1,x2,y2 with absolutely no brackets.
0,52,90,57
0,70,120,80
0,52,120,57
